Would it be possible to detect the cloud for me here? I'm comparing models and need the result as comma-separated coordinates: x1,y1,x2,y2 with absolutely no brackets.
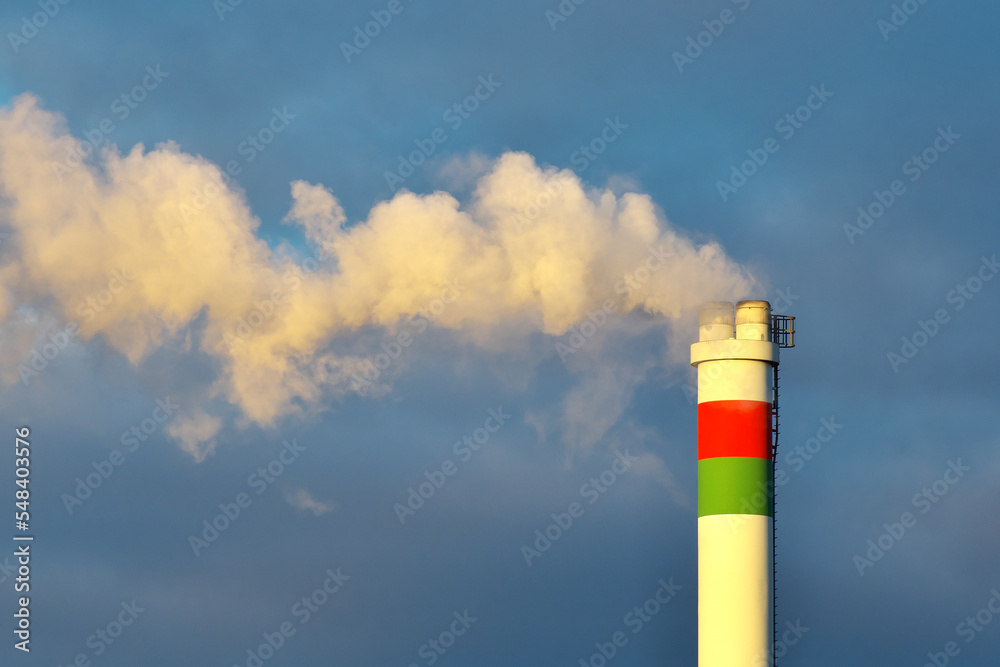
0,93,757,457
285,489,337,516
630,450,690,507
165,408,223,462
282,180,345,255
434,150,494,192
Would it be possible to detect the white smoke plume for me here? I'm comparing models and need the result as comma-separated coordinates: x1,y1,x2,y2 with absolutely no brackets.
0,94,756,458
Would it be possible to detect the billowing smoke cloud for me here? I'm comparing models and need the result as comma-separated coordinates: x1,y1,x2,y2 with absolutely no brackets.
0,94,756,459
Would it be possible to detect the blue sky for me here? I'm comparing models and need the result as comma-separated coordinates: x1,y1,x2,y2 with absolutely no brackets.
1,1,998,665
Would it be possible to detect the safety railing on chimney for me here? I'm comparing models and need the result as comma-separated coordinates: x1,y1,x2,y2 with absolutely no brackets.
771,314,796,348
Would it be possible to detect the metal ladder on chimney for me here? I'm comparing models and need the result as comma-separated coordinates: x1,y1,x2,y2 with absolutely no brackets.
771,362,781,667
769,313,794,667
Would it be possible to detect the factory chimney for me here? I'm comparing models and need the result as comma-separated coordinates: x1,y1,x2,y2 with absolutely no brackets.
690,300,794,666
